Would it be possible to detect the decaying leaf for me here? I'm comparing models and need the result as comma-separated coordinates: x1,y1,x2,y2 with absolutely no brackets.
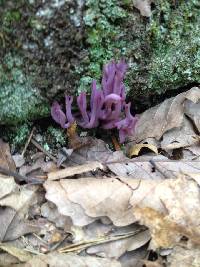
41,202,72,231
161,116,199,150
0,243,32,262
24,252,121,267
44,178,137,227
133,87,200,143
0,139,16,171
45,175,200,250
167,246,200,267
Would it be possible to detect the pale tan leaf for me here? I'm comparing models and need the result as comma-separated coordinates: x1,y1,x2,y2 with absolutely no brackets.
24,252,121,267
44,178,137,227
0,243,32,262
129,144,158,157
0,175,17,199
167,246,200,267
44,181,95,226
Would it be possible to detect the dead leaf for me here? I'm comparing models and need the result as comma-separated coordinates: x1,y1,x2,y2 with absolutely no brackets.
41,202,72,231
24,252,121,267
129,144,158,157
19,153,57,178
0,139,16,171
133,87,200,143
44,178,137,227
167,246,200,267
0,243,32,262
184,100,200,133
45,175,200,249
12,154,25,168
47,161,104,180
161,116,199,150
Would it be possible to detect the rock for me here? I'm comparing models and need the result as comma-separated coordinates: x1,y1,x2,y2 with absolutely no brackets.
0,0,200,124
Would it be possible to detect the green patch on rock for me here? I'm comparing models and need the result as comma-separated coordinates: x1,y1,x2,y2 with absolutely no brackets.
148,0,200,93
81,0,200,98
0,54,49,125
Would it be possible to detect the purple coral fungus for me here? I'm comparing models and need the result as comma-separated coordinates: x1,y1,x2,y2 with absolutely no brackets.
51,59,137,143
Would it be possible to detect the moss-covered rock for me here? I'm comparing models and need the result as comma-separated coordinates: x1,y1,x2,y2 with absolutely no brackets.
80,0,200,97
1,0,200,125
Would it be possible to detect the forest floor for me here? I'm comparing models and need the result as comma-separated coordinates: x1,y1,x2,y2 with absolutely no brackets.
0,86,200,267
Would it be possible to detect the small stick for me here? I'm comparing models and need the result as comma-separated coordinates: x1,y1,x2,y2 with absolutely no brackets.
31,139,67,168
111,136,121,151
22,127,35,157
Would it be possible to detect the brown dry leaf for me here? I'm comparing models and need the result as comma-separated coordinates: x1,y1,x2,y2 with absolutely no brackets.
133,87,200,143
24,252,121,267
44,178,137,227
129,144,158,157
184,97,200,133
0,139,16,171
0,206,38,242
86,227,150,259
71,221,150,259
0,175,39,241
0,243,32,262
65,138,113,166
45,175,200,249
167,246,200,267
19,153,57,181
161,116,199,150
133,0,153,17
47,161,104,180
41,202,72,231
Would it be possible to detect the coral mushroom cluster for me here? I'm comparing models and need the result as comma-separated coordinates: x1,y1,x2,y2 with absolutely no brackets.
51,60,137,143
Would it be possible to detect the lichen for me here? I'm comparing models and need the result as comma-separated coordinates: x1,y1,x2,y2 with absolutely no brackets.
147,0,200,93
77,0,142,93
0,54,49,125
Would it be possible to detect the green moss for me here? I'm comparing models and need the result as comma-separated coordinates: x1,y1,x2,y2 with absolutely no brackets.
147,0,200,93
81,0,200,98
0,54,50,125
78,0,132,92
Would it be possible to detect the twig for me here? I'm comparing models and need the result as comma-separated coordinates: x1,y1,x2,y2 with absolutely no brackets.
21,127,35,157
31,139,68,168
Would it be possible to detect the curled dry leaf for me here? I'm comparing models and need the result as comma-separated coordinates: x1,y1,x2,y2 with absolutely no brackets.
133,87,200,143
129,144,158,157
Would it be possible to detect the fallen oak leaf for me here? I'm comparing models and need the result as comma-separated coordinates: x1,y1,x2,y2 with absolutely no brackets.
45,175,200,249
133,87,200,143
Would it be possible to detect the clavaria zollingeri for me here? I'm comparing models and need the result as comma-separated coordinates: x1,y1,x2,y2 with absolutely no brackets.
51,59,137,143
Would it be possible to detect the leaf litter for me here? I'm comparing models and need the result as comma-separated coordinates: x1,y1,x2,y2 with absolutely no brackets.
1,87,200,266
